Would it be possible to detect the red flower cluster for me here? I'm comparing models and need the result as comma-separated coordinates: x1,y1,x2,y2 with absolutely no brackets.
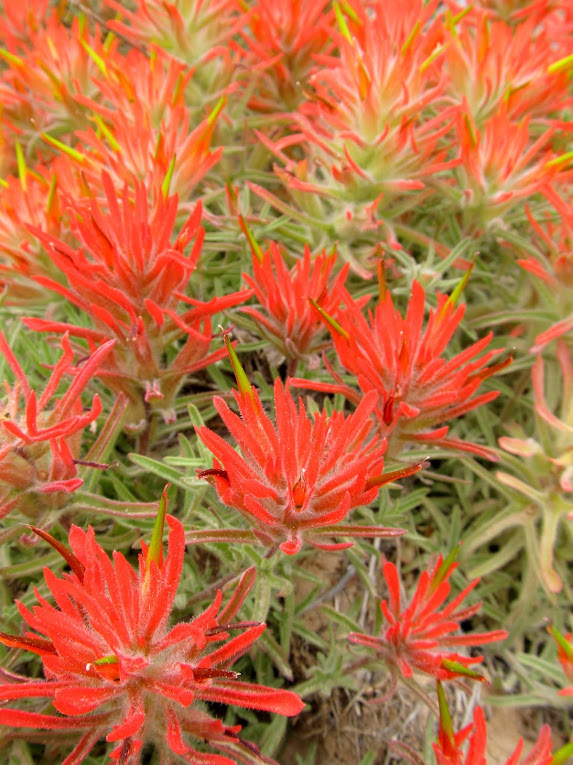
240,239,352,371
24,173,249,428
348,550,508,685
294,279,509,459
0,500,303,764
196,338,420,554
0,331,113,535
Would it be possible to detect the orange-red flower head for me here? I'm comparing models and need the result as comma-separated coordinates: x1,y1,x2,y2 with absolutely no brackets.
0,512,303,763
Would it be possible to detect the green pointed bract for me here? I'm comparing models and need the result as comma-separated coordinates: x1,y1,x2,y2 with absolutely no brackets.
441,658,484,682
440,258,476,320
161,155,177,199
548,52,573,74
80,38,108,77
548,624,573,660
94,655,119,666
208,95,226,126
42,133,86,163
552,742,573,765
430,546,459,594
333,1,353,44
238,215,264,263
308,298,350,339
94,115,121,153
224,333,256,404
146,484,170,571
15,141,27,191
436,681,455,744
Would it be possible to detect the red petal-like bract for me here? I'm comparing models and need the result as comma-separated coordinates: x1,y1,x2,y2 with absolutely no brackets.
0,516,303,763
197,379,411,554
348,552,508,682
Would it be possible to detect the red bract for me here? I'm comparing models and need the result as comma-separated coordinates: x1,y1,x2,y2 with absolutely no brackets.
240,238,352,372
23,173,249,428
347,550,508,684
0,331,113,532
293,279,508,460
0,506,303,764
196,340,418,554
434,682,553,765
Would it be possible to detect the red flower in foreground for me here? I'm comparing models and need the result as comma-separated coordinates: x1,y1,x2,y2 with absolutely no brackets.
0,494,303,764
434,681,553,765
0,330,113,534
348,549,508,686
195,338,420,554
294,278,509,460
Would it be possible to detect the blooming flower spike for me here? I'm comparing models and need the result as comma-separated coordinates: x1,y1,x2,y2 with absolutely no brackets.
196,336,419,554
348,548,508,686
0,330,114,533
0,493,303,764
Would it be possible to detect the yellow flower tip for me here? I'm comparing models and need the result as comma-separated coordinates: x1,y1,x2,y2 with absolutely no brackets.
93,114,121,153
80,38,108,77
401,20,421,57
87,654,120,681
41,133,86,164
546,150,573,170
334,1,354,44
223,331,256,403
0,48,24,67
463,113,478,148
238,215,264,263
15,141,27,192
308,298,350,339
208,95,226,126
548,53,573,74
